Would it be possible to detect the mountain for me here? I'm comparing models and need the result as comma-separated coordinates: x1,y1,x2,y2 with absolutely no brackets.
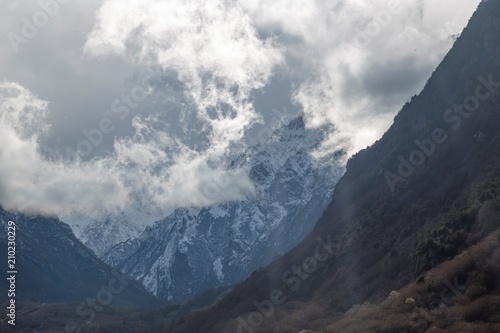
102,116,345,302
162,1,500,332
69,212,146,258
0,207,161,308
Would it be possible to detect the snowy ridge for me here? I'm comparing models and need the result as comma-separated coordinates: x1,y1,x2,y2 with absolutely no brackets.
100,116,344,301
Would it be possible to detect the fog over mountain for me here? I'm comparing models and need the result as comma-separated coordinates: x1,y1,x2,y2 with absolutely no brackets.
0,0,480,226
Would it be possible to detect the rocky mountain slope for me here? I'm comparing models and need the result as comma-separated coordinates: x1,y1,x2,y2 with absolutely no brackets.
0,207,161,308
162,1,500,332
102,117,345,302
68,211,146,258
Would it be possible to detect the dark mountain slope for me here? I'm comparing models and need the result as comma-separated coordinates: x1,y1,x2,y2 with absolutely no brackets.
0,208,162,307
163,1,500,332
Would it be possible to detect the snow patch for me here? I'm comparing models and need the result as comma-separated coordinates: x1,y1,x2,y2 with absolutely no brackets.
213,258,224,281
210,206,228,218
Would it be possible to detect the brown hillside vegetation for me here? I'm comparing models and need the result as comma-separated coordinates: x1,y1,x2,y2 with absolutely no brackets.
325,231,500,333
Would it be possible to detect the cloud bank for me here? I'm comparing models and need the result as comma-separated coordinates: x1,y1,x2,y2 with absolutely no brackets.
0,0,481,222
240,0,481,153
0,82,128,215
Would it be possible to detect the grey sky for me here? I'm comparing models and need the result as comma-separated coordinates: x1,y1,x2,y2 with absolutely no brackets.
0,0,482,222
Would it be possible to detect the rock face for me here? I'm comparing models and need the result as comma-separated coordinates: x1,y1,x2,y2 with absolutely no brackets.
102,116,345,301
0,208,160,306
70,212,145,258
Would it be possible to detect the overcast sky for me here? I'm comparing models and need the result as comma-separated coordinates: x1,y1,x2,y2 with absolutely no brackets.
0,0,482,223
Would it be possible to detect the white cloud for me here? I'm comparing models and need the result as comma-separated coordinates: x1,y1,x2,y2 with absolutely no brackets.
0,0,482,221
85,0,284,152
81,0,285,216
240,0,482,153
0,0,285,219
0,81,257,219
0,83,129,216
